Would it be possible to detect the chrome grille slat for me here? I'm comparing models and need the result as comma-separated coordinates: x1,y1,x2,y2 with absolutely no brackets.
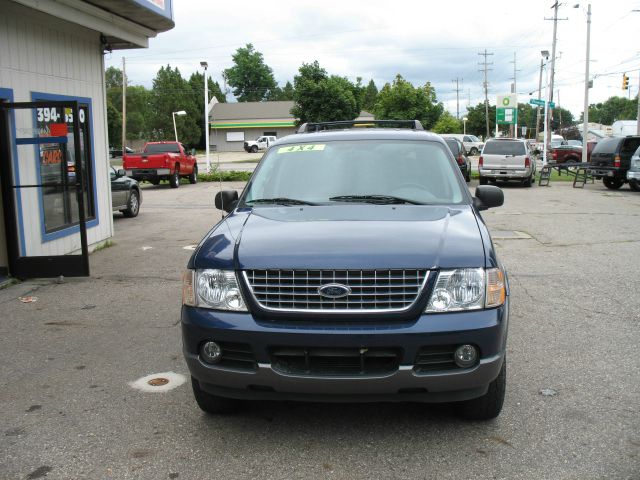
243,269,429,313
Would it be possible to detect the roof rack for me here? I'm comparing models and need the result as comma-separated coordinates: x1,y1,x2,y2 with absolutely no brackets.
296,120,424,134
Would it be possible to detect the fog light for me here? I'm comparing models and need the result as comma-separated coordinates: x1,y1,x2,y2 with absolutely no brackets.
454,344,478,368
201,341,222,364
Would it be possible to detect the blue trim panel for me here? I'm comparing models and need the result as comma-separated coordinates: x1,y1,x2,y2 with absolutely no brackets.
16,136,67,145
30,92,99,243
0,87,27,256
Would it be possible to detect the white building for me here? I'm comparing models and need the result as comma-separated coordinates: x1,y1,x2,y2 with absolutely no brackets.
0,0,174,280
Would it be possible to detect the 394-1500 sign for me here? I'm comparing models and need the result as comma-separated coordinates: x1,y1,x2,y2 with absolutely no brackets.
36,107,85,124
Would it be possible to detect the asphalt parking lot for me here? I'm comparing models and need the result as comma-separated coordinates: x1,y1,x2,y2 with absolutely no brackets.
1,178,639,479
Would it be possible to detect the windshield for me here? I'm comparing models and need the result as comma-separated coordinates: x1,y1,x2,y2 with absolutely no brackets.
144,143,180,154
242,140,465,206
469,135,481,142
483,141,526,155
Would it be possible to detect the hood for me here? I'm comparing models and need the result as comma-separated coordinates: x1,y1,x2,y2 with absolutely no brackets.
193,205,486,270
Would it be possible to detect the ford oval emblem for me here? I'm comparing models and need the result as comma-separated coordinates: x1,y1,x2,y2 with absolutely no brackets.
318,283,352,299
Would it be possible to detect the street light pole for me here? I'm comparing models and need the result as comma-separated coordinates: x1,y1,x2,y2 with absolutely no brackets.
463,117,468,135
581,4,591,163
172,110,186,143
200,61,210,173
541,50,550,166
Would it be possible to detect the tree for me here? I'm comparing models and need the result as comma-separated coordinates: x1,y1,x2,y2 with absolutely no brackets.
362,79,378,113
464,102,496,139
291,61,362,124
373,75,444,129
586,96,637,124
267,81,294,101
223,44,276,102
150,65,200,145
105,66,123,90
433,111,461,134
106,100,121,147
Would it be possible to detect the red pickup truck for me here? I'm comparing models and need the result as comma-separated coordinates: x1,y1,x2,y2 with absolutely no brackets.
123,141,198,188
550,141,597,164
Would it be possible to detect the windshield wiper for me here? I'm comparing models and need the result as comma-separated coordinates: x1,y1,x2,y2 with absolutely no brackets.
247,197,317,206
329,195,423,205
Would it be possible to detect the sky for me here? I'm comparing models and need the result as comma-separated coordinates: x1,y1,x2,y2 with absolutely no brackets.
106,0,640,119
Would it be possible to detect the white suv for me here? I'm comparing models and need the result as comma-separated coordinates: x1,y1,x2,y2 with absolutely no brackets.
479,138,536,187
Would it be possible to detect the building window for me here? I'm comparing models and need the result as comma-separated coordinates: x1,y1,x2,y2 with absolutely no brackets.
263,131,277,137
33,95,96,237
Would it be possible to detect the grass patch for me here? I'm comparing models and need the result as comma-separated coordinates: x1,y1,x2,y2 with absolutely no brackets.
198,170,252,182
0,277,19,290
92,239,114,253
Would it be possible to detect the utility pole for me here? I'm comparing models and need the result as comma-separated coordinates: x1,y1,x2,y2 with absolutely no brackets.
452,78,462,119
545,2,567,144
509,52,521,137
535,59,544,141
121,57,126,156
478,49,494,140
582,3,591,162
637,69,640,135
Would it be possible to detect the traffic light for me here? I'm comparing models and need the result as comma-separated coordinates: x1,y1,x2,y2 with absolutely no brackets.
622,74,629,90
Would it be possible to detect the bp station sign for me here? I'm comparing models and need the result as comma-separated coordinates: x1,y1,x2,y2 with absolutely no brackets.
496,94,518,125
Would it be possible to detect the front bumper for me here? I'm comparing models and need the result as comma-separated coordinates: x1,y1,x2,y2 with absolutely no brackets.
182,303,508,403
627,170,640,180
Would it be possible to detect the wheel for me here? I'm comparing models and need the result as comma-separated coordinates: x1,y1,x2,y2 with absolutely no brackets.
456,357,506,420
479,176,488,185
122,189,140,218
169,168,180,188
523,174,533,187
191,377,240,414
469,147,479,156
189,165,198,184
603,177,623,190
250,145,258,153
629,179,640,192
465,172,471,183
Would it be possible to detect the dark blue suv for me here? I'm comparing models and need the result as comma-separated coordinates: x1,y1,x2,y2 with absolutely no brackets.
182,120,509,420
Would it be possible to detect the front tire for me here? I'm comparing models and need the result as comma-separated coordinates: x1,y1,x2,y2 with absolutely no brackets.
469,147,479,156
122,189,140,218
250,145,258,153
169,169,180,188
191,377,240,414
629,179,640,192
189,165,198,184
456,357,506,420
603,177,623,190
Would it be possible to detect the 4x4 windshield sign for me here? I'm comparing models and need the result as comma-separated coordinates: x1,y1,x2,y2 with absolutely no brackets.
278,144,325,153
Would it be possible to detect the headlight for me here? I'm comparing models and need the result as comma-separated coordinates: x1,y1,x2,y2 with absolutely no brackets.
426,268,505,313
182,269,247,311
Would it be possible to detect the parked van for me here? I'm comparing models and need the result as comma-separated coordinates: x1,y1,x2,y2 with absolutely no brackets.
445,134,484,156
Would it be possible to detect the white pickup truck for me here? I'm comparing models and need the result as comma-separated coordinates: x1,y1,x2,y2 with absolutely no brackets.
244,135,276,153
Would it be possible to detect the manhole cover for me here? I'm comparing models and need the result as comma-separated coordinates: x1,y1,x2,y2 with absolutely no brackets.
129,372,187,393
147,377,169,386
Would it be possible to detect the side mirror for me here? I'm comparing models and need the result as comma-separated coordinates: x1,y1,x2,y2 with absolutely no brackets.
215,190,239,213
117,168,126,177
473,185,504,211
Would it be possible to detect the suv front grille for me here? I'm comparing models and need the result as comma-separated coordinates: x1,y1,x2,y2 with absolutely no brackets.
270,346,400,376
243,269,429,312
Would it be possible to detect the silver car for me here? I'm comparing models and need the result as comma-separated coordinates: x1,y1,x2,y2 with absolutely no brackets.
479,138,536,187
627,145,640,192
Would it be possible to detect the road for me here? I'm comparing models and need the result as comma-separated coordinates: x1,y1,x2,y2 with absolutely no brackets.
1,179,638,479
